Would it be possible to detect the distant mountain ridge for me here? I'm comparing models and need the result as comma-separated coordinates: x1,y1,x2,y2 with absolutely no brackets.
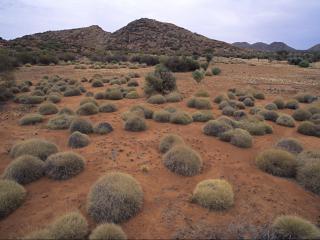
232,41,297,52
308,44,320,52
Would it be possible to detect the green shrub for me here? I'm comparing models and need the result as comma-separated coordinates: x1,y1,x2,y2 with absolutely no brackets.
162,56,199,72
238,119,273,135
147,94,166,104
80,98,98,107
19,113,44,125
0,180,26,219
87,172,143,223
203,120,233,137
292,109,312,121
295,93,317,103
144,65,176,95
105,88,123,100
233,110,247,120
124,116,147,132
275,138,303,155
310,113,320,125
256,149,297,177
211,67,221,75
89,224,127,240
47,114,74,130
47,94,61,103
229,129,253,148
94,122,113,135
276,114,296,127
15,95,45,104
259,110,279,122
165,92,182,102
222,106,236,116
273,98,285,109
64,88,81,97
2,155,44,184
192,179,233,210
94,92,106,100
297,160,320,195
68,131,90,148
159,134,185,154
298,60,310,68
243,98,254,107
265,103,278,111
272,215,320,239
127,79,139,87
297,121,320,137
69,118,93,134
194,89,209,97
77,102,99,115
130,105,154,119
192,110,214,122
58,107,75,115
153,110,170,122
38,102,58,115
192,70,205,83
163,145,202,176
126,91,139,99
187,97,212,109
10,139,58,161
253,91,265,100
45,152,85,180
213,94,228,104
286,99,299,109
99,102,118,113
170,111,193,125
297,150,320,165
164,106,177,113
92,80,103,87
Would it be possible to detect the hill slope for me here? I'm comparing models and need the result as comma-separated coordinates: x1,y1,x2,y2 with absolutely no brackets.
309,44,320,52
232,41,296,52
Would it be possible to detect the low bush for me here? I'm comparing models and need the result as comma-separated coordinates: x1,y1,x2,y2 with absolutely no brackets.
10,138,58,161
77,102,99,116
276,114,296,127
94,92,106,100
203,120,233,137
211,67,221,75
233,110,247,120
256,149,297,177
192,110,214,122
99,102,118,113
87,172,143,223
243,98,254,107
310,113,320,125
295,93,317,103
92,80,103,87
194,90,209,97
126,91,139,99
2,155,44,184
259,110,279,122
297,121,320,137
64,88,81,97
192,70,205,83
162,56,199,72
265,103,278,111
192,179,234,210
147,94,166,104
124,116,147,132
15,95,45,104
19,114,44,126
130,105,154,119
45,152,85,180
0,180,26,219
80,98,98,107
292,109,312,121
253,92,265,100
298,60,310,68
69,118,93,134
165,92,182,102
297,160,320,195
94,122,113,134
68,131,90,148
159,134,185,154
47,94,61,103
105,88,123,100
272,215,320,239
58,107,75,115
163,145,202,176
275,138,303,155
297,150,320,165
38,103,58,115
222,106,236,116
47,114,74,130
238,119,273,135
127,79,139,87
187,97,212,110
213,94,228,104
153,110,170,123
286,99,299,109
273,98,285,109
170,111,193,125
229,129,253,148
89,224,127,240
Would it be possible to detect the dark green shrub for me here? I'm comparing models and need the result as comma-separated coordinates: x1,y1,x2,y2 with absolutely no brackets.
243,98,254,107
222,106,236,116
87,172,143,223
58,107,75,115
276,114,295,127
275,138,303,155
165,92,182,102
147,94,166,104
89,224,127,240
64,88,81,97
163,145,202,176
170,111,193,125
19,114,44,125
298,60,310,68
272,215,320,239
233,110,247,120
47,114,74,130
253,92,265,99
0,180,26,219
69,118,93,134
238,119,272,135
192,111,214,122
2,155,44,184
10,139,58,161
256,149,297,177
130,105,154,119
38,102,58,115
203,120,233,137
124,116,147,132
286,99,299,109
80,98,98,106
162,56,199,72
15,95,45,104
273,98,285,109
153,110,170,123
47,94,61,103
126,91,139,99
94,122,113,135
265,103,278,111
192,70,205,83
99,102,118,113
214,94,228,104
297,121,320,137
77,102,99,116
187,97,212,109
194,89,209,97
259,110,279,122
94,92,106,99
45,152,85,180
297,160,320,195
292,109,312,121
295,93,317,103
68,131,90,148
211,67,221,75
92,80,103,87
105,88,123,100
192,179,234,210
310,113,320,125
159,134,185,154
229,129,253,148
127,79,139,87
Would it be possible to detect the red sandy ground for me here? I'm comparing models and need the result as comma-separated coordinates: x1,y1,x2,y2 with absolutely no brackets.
0,61,319,239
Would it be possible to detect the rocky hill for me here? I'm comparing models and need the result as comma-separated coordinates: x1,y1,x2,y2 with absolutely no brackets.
106,18,246,55
309,44,320,52
0,37,7,47
233,41,296,52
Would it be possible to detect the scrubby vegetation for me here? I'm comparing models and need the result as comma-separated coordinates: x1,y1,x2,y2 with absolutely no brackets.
147,94,167,104
45,152,85,180
292,109,312,121
165,91,182,102
211,67,221,75
170,111,193,125
124,116,147,132
153,110,170,123
77,102,99,115
69,118,94,134
89,224,127,240
275,138,303,155
159,134,185,154
19,113,44,126
68,131,90,148
192,179,234,210
94,122,113,135
276,114,296,127
187,97,212,109
297,121,320,137
47,114,74,130
87,172,143,223
99,102,118,113
163,145,202,176
203,120,233,137
38,102,58,115
192,110,214,122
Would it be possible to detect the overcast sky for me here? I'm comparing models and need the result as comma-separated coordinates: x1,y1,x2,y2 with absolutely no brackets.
0,0,319,50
